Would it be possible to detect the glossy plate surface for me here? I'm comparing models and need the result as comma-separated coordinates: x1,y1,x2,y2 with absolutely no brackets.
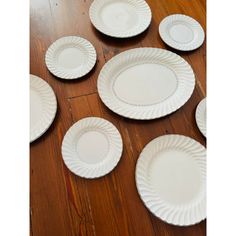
30,74,57,142
45,36,96,79
159,14,205,51
98,48,195,120
89,0,152,38
136,135,206,226
62,117,123,178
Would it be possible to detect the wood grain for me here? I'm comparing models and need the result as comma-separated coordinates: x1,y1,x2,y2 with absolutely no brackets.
30,0,206,235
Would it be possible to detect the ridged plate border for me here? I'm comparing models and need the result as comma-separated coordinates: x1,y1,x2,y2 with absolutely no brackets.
45,36,97,79
89,0,152,38
30,74,57,143
159,14,205,51
135,135,206,226
196,98,206,137
97,47,195,120
61,117,123,179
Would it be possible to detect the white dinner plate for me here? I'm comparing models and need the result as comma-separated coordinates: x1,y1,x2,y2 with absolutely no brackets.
159,14,205,51
98,48,195,120
89,0,152,38
30,74,57,142
61,117,123,178
196,98,206,137
136,135,206,226
45,36,97,79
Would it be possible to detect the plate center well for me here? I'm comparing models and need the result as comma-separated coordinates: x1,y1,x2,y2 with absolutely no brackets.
30,89,42,127
169,23,194,43
100,2,138,31
148,149,202,205
77,131,109,164
113,63,177,105
57,47,85,69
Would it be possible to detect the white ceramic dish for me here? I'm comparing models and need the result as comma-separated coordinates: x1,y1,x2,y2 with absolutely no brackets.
61,117,123,178
98,47,195,120
196,98,206,137
159,14,205,51
45,36,97,79
30,74,57,142
136,134,206,226
89,0,152,38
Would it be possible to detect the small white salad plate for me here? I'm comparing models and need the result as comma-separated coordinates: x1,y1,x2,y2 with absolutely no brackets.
159,14,205,51
196,98,206,137
61,117,123,178
98,48,195,120
136,134,206,226
89,0,152,38
45,36,97,79
30,74,57,143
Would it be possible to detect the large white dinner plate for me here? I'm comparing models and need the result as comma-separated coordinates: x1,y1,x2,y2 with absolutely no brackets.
30,74,57,142
196,98,206,137
89,0,152,38
61,117,123,178
136,135,206,226
98,48,195,120
159,14,205,51
45,36,97,79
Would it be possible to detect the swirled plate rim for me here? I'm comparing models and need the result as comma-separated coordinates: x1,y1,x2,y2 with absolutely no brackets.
97,47,195,120
159,14,205,51
30,74,57,143
89,0,152,38
45,36,97,79
135,134,206,226
61,117,123,179
196,98,206,137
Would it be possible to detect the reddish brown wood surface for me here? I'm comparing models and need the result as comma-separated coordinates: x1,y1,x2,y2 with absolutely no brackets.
30,0,206,235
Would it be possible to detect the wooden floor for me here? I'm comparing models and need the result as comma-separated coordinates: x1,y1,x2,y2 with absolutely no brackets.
30,0,206,235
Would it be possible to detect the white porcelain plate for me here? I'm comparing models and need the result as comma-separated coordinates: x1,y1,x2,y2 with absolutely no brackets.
98,48,195,120
196,98,206,137
89,0,152,38
45,36,97,79
30,74,57,142
159,14,205,51
136,135,206,226
62,117,123,178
